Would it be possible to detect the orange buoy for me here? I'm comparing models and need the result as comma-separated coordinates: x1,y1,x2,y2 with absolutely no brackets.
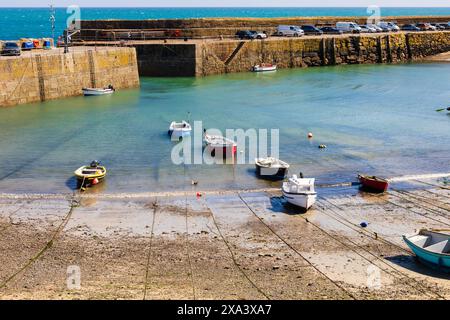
92,178,99,185
308,132,313,138
196,192,202,198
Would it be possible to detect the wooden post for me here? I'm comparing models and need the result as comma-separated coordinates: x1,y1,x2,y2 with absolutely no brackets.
330,38,336,65
386,35,392,63
405,33,413,60
88,50,97,88
376,36,383,63
320,38,326,65
35,55,46,102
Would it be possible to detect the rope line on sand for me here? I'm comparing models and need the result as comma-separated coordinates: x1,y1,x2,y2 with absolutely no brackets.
184,193,197,300
391,188,450,217
237,193,356,300
0,202,27,234
205,200,271,300
316,197,446,300
0,194,79,290
143,199,158,300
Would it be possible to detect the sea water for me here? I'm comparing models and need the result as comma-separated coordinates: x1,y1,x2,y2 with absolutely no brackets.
0,63,449,194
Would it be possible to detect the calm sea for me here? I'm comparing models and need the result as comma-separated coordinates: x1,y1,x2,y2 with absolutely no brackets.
1,7,450,40
0,63,449,194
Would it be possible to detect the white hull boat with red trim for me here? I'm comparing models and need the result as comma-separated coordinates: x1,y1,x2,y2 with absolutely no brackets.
204,134,237,157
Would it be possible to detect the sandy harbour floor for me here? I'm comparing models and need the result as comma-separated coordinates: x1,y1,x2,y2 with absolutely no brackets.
0,178,449,300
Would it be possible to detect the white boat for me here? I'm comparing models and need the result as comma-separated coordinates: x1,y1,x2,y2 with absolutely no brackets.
204,134,237,157
282,175,317,211
252,63,277,72
82,87,115,96
255,157,289,180
168,121,192,140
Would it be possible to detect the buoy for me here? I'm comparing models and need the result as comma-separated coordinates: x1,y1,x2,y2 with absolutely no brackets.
196,192,202,198
92,178,99,185
191,180,198,186
318,144,327,149
308,132,313,138
360,222,368,228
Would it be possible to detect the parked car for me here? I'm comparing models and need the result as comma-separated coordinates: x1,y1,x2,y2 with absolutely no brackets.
235,30,257,40
367,24,383,32
416,23,436,31
21,41,34,51
301,25,323,35
378,21,400,32
431,23,447,30
320,26,343,35
401,24,421,32
359,25,378,33
276,25,305,37
249,30,268,39
1,42,21,56
336,22,362,33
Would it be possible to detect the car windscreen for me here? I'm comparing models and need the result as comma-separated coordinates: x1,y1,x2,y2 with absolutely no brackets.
5,43,18,48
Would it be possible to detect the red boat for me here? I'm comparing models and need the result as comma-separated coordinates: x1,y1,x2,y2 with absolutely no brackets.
358,174,389,193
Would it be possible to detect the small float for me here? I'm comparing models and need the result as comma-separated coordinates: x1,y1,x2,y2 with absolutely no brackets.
403,229,450,272
168,121,192,140
282,175,317,211
204,134,237,157
74,160,106,187
252,63,277,72
82,85,115,96
255,157,289,180
358,174,389,193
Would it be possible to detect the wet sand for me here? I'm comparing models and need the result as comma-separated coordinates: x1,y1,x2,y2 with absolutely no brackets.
0,178,449,300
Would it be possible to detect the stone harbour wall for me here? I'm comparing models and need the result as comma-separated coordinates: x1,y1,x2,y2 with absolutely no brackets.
195,31,450,76
0,47,140,107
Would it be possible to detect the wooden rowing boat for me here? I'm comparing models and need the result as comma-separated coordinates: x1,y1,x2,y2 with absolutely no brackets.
358,174,389,193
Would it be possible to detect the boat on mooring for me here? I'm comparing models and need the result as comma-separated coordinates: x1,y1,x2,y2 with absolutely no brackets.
255,157,289,180
204,134,237,157
358,174,389,193
74,160,107,187
403,229,450,272
82,85,115,96
252,63,277,72
282,175,317,211
168,121,192,140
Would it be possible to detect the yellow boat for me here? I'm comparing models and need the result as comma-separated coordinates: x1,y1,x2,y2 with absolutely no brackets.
74,161,107,186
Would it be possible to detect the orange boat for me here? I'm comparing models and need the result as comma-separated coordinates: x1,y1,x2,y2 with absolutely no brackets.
358,174,389,193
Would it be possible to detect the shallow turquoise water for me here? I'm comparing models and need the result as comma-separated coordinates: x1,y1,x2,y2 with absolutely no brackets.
1,7,450,40
0,62,449,193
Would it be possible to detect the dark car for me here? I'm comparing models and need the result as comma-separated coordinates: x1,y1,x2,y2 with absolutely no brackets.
320,26,344,34
401,24,420,31
1,42,21,56
301,25,323,35
235,30,257,40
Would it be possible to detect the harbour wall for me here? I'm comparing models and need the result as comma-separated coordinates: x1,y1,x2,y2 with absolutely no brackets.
126,31,450,77
0,47,140,107
76,16,450,40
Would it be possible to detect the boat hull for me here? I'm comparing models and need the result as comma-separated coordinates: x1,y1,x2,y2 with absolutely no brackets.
358,175,389,193
82,88,114,96
74,166,107,186
252,65,277,72
282,189,317,211
255,165,288,180
403,235,450,272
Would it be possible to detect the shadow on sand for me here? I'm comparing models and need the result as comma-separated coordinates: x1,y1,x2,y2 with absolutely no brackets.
386,255,450,280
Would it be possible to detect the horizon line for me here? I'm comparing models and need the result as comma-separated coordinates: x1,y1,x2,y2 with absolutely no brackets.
2,6,450,8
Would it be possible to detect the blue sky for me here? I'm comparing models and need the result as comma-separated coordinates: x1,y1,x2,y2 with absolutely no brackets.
2,1,449,7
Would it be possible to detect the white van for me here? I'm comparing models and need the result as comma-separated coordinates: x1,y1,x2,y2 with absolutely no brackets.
276,25,305,37
336,22,362,33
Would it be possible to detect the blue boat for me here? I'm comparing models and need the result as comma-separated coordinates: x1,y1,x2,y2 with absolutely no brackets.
403,229,450,272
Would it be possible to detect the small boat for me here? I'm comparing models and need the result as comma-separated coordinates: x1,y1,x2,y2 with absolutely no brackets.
168,121,192,140
74,160,106,187
204,134,237,157
403,229,450,271
358,174,389,193
282,175,317,211
252,63,277,72
82,85,115,96
255,157,289,180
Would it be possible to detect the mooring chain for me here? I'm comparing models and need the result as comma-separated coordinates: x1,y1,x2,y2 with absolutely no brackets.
237,193,357,300
143,199,157,300
317,197,446,300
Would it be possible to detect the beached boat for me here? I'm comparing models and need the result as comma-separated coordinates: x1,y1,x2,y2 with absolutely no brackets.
403,229,450,271
282,175,317,211
252,63,277,72
82,86,115,96
358,174,389,193
204,134,237,157
74,161,106,186
255,157,289,180
168,121,192,140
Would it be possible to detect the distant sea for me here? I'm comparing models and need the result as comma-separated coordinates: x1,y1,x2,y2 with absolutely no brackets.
1,7,450,40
